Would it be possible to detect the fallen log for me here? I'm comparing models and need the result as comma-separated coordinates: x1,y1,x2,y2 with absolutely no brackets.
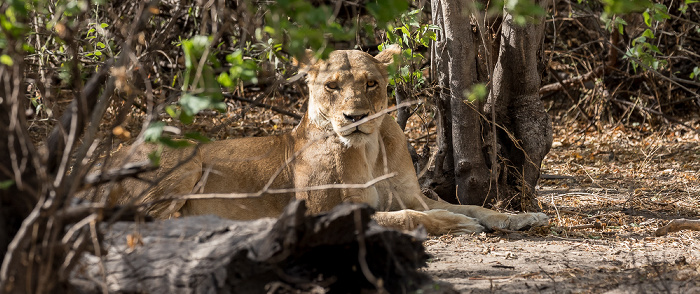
70,200,456,293
655,219,700,237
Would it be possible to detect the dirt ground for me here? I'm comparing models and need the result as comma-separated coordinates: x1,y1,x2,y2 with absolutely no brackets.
421,119,700,293
424,227,699,293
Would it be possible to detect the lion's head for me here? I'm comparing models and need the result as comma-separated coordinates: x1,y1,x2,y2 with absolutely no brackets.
300,46,400,146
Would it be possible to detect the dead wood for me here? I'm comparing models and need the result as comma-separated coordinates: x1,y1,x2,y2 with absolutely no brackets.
612,99,700,135
539,65,605,95
565,221,604,231
655,219,700,237
71,200,455,294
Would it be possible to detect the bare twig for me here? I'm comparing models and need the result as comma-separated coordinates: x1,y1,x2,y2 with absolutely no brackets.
612,99,700,135
539,64,605,95
225,93,302,119
82,161,157,187
564,220,604,231
540,174,575,180
155,173,396,202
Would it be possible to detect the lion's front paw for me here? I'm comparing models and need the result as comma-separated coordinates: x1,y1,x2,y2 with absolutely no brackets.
506,212,549,230
421,209,485,235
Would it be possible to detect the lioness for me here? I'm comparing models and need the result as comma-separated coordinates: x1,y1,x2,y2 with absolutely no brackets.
89,46,548,235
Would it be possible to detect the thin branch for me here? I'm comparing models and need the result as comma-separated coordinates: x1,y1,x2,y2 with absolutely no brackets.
605,40,700,100
564,221,604,231
225,93,302,119
82,161,157,187
158,173,396,202
612,99,700,135
539,64,605,95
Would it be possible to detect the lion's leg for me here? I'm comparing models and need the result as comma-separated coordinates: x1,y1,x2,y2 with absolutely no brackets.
146,157,204,219
426,199,549,231
376,117,547,232
373,209,485,235
180,195,292,220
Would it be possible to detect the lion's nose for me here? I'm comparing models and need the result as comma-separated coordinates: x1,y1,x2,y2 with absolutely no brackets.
343,113,368,122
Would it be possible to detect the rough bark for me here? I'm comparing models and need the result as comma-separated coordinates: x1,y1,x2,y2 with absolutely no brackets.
484,3,552,211
428,0,455,199
395,84,412,130
428,0,552,210
71,200,456,294
429,0,491,204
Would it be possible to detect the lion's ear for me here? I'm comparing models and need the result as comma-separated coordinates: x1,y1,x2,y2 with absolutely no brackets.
293,49,317,73
374,44,401,66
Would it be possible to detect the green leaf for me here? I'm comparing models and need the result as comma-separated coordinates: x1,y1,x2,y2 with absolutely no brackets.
179,35,225,122
367,0,410,26
466,83,488,102
9,0,29,15
180,93,213,117
158,137,192,148
180,112,194,125
643,11,651,26
0,55,13,66
690,67,700,79
504,0,547,23
217,72,233,88
646,43,662,54
652,4,670,20
617,23,624,35
0,180,14,190
148,149,162,166
184,132,211,143
603,0,652,14
165,105,179,119
144,121,166,143
22,44,35,53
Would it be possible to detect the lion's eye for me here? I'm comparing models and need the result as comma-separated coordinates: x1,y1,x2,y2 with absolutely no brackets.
325,82,338,90
367,80,377,88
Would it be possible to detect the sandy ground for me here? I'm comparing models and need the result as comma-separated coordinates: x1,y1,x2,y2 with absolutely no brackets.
420,123,700,293
423,229,699,293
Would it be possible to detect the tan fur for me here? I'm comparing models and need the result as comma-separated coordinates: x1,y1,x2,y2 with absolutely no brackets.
87,46,548,235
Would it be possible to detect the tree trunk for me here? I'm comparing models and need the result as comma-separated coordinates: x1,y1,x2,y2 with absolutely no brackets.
429,0,491,204
428,0,552,211
70,201,456,294
485,4,552,211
